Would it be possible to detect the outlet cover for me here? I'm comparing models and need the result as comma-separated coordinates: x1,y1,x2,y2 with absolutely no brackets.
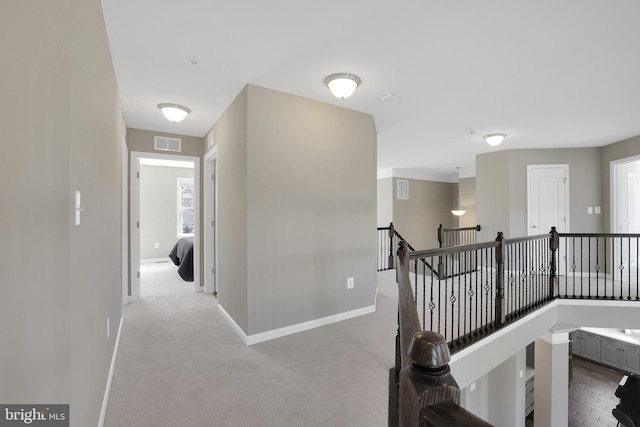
347,277,354,289
107,318,110,338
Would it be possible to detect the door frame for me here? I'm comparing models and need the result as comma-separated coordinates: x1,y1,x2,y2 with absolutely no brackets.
130,151,201,300
527,164,570,235
121,136,129,307
611,155,640,233
204,146,218,295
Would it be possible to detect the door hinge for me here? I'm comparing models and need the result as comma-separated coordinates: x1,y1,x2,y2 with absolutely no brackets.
137,270,140,278
212,267,215,274
137,221,140,228
137,171,140,179
212,220,215,227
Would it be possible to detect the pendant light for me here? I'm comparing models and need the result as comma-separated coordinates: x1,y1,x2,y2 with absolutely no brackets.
452,167,466,216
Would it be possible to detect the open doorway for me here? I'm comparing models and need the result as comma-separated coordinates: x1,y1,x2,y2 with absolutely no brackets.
611,156,640,281
612,156,640,233
130,151,201,301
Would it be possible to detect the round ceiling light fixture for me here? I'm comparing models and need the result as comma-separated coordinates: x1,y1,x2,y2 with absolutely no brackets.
158,103,191,122
324,73,361,99
483,133,507,146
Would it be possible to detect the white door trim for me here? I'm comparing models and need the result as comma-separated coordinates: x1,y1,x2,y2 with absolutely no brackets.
204,146,218,294
130,151,201,299
121,136,129,307
610,155,640,233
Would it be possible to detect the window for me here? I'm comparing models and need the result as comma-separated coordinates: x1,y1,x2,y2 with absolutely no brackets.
177,177,194,235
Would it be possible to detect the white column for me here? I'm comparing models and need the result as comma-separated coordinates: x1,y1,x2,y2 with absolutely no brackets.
534,332,570,427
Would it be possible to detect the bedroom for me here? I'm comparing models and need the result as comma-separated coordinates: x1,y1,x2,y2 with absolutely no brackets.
137,156,197,296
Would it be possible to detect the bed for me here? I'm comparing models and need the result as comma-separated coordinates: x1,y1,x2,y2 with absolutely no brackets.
168,237,194,282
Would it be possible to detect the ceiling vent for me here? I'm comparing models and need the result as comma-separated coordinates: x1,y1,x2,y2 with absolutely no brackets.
154,136,181,152
397,179,409,200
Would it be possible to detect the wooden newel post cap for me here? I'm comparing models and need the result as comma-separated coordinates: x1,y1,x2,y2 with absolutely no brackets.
399,240,408,251
408,331,450,369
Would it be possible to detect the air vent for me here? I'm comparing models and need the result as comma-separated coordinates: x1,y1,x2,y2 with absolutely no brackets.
154,136,181,152
397,179,409,200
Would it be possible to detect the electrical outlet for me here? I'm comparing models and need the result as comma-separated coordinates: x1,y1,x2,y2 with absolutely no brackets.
107,318,110,338
347,277,354,289
470,382,476,392
154,242,160,249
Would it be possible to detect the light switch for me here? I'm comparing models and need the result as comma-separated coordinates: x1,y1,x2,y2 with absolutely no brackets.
587,207,593,215
75,191,82,225
595,206,601,214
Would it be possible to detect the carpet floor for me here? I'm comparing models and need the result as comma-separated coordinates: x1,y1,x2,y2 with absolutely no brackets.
104,262,398,427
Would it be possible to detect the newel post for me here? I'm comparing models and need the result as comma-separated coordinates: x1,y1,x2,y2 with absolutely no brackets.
389,222,396,269
495,232,506,327
549,226,559,300
437,224,444,248
399,331,460,427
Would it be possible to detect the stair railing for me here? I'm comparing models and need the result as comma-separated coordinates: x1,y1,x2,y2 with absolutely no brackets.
390,240,493,427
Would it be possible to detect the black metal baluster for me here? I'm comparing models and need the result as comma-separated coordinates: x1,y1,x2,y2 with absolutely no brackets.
596,237,600,298
620,237,624,300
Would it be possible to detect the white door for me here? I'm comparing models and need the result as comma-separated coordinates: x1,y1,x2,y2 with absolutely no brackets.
527,165,569,235
528,165,568,276
204,147,218,295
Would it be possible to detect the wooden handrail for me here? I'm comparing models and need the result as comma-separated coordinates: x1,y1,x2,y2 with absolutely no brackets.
395,240,494,426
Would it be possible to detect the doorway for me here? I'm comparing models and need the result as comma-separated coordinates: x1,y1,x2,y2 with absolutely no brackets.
203,146,218,296
527,165,569,235
528,165,569,276
612,157,640,233
611,157,640,280
130,151,201,301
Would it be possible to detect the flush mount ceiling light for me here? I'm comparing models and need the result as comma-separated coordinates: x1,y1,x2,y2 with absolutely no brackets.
483,133,507,146
158,103,191,123
324,73,361,99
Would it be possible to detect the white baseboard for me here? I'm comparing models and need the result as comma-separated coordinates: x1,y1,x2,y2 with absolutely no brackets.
141,258,171,264
218,303,376,346
98,316,124,427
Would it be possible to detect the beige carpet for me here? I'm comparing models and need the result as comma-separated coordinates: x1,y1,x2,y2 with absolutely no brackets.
104,261,398,427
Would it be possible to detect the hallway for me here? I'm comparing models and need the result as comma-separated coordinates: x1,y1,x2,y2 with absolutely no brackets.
104,264,396,426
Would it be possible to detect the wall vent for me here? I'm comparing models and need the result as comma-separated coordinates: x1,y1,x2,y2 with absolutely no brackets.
154,136,181,152
397,179,409,200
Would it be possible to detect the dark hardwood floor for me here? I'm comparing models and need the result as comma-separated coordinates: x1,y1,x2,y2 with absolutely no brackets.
569,357,626,427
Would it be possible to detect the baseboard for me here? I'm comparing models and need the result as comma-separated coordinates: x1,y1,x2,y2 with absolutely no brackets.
97,316,124,427
217,305,249,344
141,257,170,264
218,303,376,346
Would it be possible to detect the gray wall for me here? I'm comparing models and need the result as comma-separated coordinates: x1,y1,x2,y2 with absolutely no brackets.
392,178,454,250
213,86,249,332
477,148,602,240
1,1,125,426
377,178,393,227
458,177,477,228
215,84,377,336
140,165,194,259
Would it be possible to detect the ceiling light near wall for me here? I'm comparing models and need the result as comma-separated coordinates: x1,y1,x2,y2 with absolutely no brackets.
158,103,191,122
324,73,361,99
483,133,506,146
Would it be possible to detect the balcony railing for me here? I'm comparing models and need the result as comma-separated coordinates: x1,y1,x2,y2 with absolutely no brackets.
390,228,640,426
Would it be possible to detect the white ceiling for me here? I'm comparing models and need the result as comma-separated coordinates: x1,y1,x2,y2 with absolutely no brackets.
101,0,640,181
